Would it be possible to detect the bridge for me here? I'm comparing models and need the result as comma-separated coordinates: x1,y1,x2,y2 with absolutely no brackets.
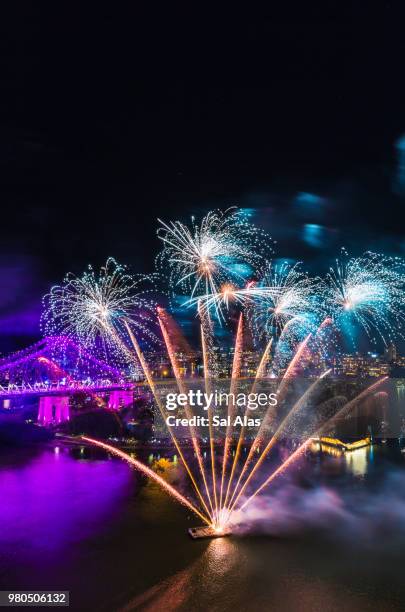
0,335,124,382
0,336,144,424
0,380,135,398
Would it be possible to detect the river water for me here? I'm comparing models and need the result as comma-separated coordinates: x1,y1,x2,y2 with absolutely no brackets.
1,442,405,611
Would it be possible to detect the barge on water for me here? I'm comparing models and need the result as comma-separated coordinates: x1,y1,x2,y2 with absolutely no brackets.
188,525,232,540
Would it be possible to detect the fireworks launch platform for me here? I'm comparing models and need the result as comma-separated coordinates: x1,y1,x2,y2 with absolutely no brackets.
188,525,232,539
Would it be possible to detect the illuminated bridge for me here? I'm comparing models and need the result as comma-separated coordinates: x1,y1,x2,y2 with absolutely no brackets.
0,380,136,398
0,336,142,423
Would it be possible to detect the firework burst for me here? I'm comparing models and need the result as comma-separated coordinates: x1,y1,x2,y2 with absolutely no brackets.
251,261,321,341
156,208,273,314
42,258,158,367
192,261,320,336
324,249,405,346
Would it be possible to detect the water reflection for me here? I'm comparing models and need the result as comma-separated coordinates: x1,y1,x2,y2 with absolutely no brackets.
312,440,373,477
1,442,405,611
120,538,243,612
345,447,368,477
0,446,132,556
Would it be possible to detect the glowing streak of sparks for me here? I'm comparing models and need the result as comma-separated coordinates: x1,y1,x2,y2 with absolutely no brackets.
238,377,388,513
123,320,213,521
219,313,243,510
82,436,211,525
223,337,273,509
228,369,331,515
157,308,215,517
227,334,312,508
199,301,219,515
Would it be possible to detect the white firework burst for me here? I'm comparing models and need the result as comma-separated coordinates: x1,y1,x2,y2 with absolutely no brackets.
42,258,158,367
324,249,405,345
156,208,273,309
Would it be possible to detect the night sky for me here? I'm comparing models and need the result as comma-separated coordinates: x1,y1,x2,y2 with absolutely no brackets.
1,4,405,348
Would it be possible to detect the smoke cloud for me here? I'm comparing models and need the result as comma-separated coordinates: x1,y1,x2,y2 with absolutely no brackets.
233,469,405,551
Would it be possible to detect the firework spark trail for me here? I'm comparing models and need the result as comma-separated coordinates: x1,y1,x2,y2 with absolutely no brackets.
157,308,215,517
223,337,273,509
324,250,405,346
81,436,211,525
252,338,273,384
108,321,147,371
312,316,334,345
237,376,388,515
305,316,335,371
317,317,333,332
42,258,157,368
189,284,273,320
227,334,312,508
124,321,213,521
197,299,219,379
187,262,321,348
198,300,219,515
276,333,312,400
227,369,331,516
190,262,317,325
269,316,301,369
219,313,244,510
251,262,320,341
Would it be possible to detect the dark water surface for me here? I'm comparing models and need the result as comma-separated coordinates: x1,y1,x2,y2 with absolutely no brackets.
1,442,405,611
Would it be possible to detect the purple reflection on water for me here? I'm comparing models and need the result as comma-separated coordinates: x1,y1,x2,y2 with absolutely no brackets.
0,447,132,559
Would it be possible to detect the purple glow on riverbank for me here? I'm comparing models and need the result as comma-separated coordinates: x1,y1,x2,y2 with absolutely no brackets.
0,447,132,558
